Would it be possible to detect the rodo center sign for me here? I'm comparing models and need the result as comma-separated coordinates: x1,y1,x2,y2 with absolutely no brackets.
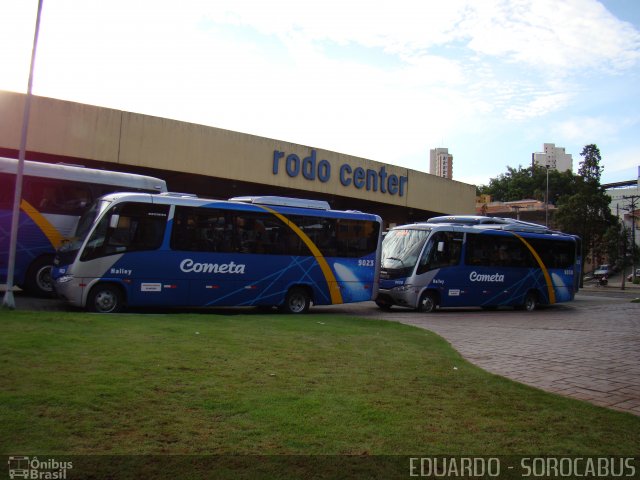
272,149,408,197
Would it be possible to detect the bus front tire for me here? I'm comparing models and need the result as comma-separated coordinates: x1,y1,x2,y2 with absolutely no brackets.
87,284,124,313
280,287,311,314
24,256,55,297
417,291,437,313
375,299,393,311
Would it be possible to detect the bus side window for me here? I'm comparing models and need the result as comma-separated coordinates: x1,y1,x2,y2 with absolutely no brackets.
449,234,463,265
416,241,434,275
335,219,379,258
466,233,499,267
59,186,92,213
25,179,60,212
234,214,267,254
528,239,574,269
132,216,166,250
82,203,168,260
108,204,167,253
417,232,462,274
108,216,132,249
0,173,15,207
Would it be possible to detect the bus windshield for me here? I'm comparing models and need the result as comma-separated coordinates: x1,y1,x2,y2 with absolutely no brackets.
381,228,430,271
74,199,112,242
54,199,112,268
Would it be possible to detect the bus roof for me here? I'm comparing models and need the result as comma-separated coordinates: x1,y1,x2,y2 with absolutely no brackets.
394,215,572,236
0,157,167,192
98,192,382,220
426,215,556,233
230,196,331,210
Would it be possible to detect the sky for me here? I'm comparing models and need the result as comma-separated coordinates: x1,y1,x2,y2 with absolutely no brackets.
1,0,639,187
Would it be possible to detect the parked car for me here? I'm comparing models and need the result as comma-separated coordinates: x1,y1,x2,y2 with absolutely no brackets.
627,268,640,282
593,264,611,278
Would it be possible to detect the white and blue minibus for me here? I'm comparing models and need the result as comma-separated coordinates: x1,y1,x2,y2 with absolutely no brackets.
53,193,382,313
376,216,581,312
0,157,167,296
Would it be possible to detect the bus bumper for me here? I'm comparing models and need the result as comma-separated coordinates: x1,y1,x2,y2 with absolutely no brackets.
376,287,419,309
54,275,85,307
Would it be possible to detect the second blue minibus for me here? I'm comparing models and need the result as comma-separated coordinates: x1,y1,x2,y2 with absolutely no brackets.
376,216,581,312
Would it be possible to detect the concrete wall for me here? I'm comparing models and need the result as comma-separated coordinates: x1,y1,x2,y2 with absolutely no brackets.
0,90,122,163
0,90,476,215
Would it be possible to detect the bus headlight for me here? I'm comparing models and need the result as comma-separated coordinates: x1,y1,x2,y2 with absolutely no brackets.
393,284,412,292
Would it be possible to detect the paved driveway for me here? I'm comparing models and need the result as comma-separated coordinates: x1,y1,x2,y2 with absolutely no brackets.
326,291,640,416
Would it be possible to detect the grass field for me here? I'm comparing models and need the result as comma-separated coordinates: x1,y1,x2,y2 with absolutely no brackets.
1,308,638,477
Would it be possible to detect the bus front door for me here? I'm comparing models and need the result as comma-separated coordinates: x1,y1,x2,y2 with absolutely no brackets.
414,231,464,308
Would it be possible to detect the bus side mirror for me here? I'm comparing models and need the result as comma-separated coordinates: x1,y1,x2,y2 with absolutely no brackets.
437,241,445,253
109,214,120,229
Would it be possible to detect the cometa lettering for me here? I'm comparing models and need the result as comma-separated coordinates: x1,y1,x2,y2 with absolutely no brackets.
469,271,505,282
180,259,246,274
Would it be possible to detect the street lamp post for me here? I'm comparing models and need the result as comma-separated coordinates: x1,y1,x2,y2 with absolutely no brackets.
624,195,639,283
545,165,550,227
2,0,44,309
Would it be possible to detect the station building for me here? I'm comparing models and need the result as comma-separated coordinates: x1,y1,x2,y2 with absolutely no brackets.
0,90,476,227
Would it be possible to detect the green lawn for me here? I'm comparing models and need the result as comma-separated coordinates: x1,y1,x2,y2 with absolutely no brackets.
1,309,638,476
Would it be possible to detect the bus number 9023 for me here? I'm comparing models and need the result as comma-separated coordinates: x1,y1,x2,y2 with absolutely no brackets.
358,259,375,267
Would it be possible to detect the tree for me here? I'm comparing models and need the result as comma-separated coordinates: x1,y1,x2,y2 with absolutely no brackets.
479,144,623,279
478,165,532,201
479,165,576,205
602,221,624,269
555,144,616,274
577,144,604,183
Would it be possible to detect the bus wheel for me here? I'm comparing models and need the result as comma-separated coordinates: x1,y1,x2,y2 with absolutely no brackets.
280,287,311,314
523,291,538,312
24,256,55,297
375,299,393,311
88,284,124,313
417,291,437,313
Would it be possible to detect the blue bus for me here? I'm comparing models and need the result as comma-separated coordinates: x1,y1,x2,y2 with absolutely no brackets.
53,193,382,313
1,157,167,296
376,216,581,312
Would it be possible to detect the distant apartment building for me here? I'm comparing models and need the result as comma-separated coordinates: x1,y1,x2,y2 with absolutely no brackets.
430,148,453,179
532,143,573,172
606,167,640,250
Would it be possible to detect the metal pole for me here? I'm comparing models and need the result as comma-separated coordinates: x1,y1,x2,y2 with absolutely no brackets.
622,195,639,284
545,165,549,227
631,197,638,283
619,204,626,291
2,0,44,309
512,205,521,220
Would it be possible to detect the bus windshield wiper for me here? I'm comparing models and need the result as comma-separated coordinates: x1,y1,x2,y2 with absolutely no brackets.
386,256,406,267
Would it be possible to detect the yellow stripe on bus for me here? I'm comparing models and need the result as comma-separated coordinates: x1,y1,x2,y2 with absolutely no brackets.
20,199,64,249
509,232,556,304
257,205,343,305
